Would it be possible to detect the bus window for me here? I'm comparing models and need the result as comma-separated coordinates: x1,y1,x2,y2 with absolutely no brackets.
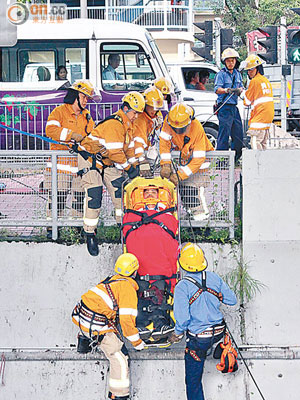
100,42,154,92
65,48,86,83
20,50,55,82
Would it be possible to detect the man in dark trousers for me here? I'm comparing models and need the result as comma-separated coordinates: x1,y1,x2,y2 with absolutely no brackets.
169,243,237,400
214,48,244,162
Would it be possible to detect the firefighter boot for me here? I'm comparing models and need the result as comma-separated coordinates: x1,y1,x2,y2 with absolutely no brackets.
86,231,99,256
108,392,129,399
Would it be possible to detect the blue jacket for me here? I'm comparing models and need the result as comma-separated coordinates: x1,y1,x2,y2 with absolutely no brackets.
174,270,237,335
214,67,243,105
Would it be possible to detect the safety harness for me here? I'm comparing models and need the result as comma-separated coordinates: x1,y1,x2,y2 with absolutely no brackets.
76,113,123,177
215,332,238,373
184,272,223,304
122,207,176,242
72,276,126,353
184,272,225,362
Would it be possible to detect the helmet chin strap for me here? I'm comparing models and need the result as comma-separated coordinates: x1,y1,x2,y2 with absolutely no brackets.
77,93,85,111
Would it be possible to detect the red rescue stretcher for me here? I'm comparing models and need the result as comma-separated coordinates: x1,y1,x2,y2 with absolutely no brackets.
122,177,181,347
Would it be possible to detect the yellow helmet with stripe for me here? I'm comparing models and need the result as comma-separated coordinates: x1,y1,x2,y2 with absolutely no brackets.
144,87,164,109
71,80,95,97
122,91,145,113
178,243,207,272
153,77,174,95
114,253,139,276
167,102,194,134
243,54,264,70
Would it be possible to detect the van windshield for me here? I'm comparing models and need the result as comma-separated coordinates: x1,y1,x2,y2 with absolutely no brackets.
100,42,155,92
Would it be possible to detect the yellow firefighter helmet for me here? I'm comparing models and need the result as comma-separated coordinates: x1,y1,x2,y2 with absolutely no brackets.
122,91,145,113
71,80,95,97
221,48,240,61
144,87,164,109
243,54,264,70
178,243,207,272
167,102,194,134
114,253,139,276
153,77,174,95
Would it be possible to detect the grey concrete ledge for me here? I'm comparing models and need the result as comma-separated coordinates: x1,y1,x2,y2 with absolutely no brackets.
2,345,300,361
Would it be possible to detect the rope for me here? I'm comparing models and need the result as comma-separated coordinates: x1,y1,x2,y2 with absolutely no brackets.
0,122,69,146
225,323,266,400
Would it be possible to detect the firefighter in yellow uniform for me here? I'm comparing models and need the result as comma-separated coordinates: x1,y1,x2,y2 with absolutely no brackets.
45,80,99,234
243,54,274,150
132,86,164,175
79,92,145,256
72,253,144,400
159,102,214,220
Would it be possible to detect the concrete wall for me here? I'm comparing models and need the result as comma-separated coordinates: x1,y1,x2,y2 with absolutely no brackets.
2,149,300,399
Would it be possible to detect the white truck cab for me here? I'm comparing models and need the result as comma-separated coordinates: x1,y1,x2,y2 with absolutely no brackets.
168,61,247,147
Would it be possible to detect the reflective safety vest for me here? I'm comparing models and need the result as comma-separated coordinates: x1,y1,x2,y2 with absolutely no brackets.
72,274,142,348
244,73,274,130
159,118,214,180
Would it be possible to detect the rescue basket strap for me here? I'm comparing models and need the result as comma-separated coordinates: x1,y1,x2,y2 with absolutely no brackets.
138,272,179,282
122,207,176,241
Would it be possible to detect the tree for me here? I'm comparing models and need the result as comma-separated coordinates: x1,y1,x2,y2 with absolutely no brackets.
215,0,300,56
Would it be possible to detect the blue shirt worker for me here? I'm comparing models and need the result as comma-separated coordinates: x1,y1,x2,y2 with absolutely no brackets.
214,48,244,162
169,243,237,400
102,54,123,80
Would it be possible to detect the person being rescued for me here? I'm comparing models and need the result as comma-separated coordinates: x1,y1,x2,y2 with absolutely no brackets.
122,177,180,343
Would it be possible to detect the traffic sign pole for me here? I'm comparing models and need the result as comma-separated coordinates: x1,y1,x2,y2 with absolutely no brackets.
215,17,221,69
280,16,287,132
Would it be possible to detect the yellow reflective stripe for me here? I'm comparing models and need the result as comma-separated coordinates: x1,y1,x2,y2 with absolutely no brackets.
135,147,143,154
90,286,114,309
46,162,78,173
179,165,193,176
46,120,61,127
249,122,271,129
200,161,210,170
60,128,69,141
128,141,134,148
244,93,251,106
134,137,147,147
83,217,99,226
161,153,171,160
128,157,137,164
72,315,109,332
105,142,123,149
160,130,172,140
253,96,273,107
126,333,140,342
88,135,102,143
119,308,138,316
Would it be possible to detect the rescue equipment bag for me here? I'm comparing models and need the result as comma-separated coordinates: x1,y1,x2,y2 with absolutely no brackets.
214,332,238,373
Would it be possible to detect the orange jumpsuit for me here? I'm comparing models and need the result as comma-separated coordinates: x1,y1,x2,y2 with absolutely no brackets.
45,103,94,216
159,118,214,180
244,73,274,150
77,109,136,230
72,274,142,398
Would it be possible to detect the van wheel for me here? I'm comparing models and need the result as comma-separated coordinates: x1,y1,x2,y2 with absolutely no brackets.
204,126,218,148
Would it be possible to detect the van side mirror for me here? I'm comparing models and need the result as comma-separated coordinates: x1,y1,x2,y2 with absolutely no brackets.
136,53,146,68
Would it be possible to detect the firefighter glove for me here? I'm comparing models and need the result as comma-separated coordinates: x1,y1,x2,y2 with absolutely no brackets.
134,341,145,351
168,332,183,344
160,163,172,179
71,132,84,143
169,173,179,187
139,162,152,178
126,165,139,179
84,141,103,154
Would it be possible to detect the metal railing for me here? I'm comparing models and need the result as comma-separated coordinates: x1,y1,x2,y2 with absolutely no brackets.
67,3,190,31
0,150,235,239
0,102,121,151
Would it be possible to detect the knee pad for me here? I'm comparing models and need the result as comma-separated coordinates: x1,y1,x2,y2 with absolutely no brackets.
87,186,103,209
111,176,126,199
